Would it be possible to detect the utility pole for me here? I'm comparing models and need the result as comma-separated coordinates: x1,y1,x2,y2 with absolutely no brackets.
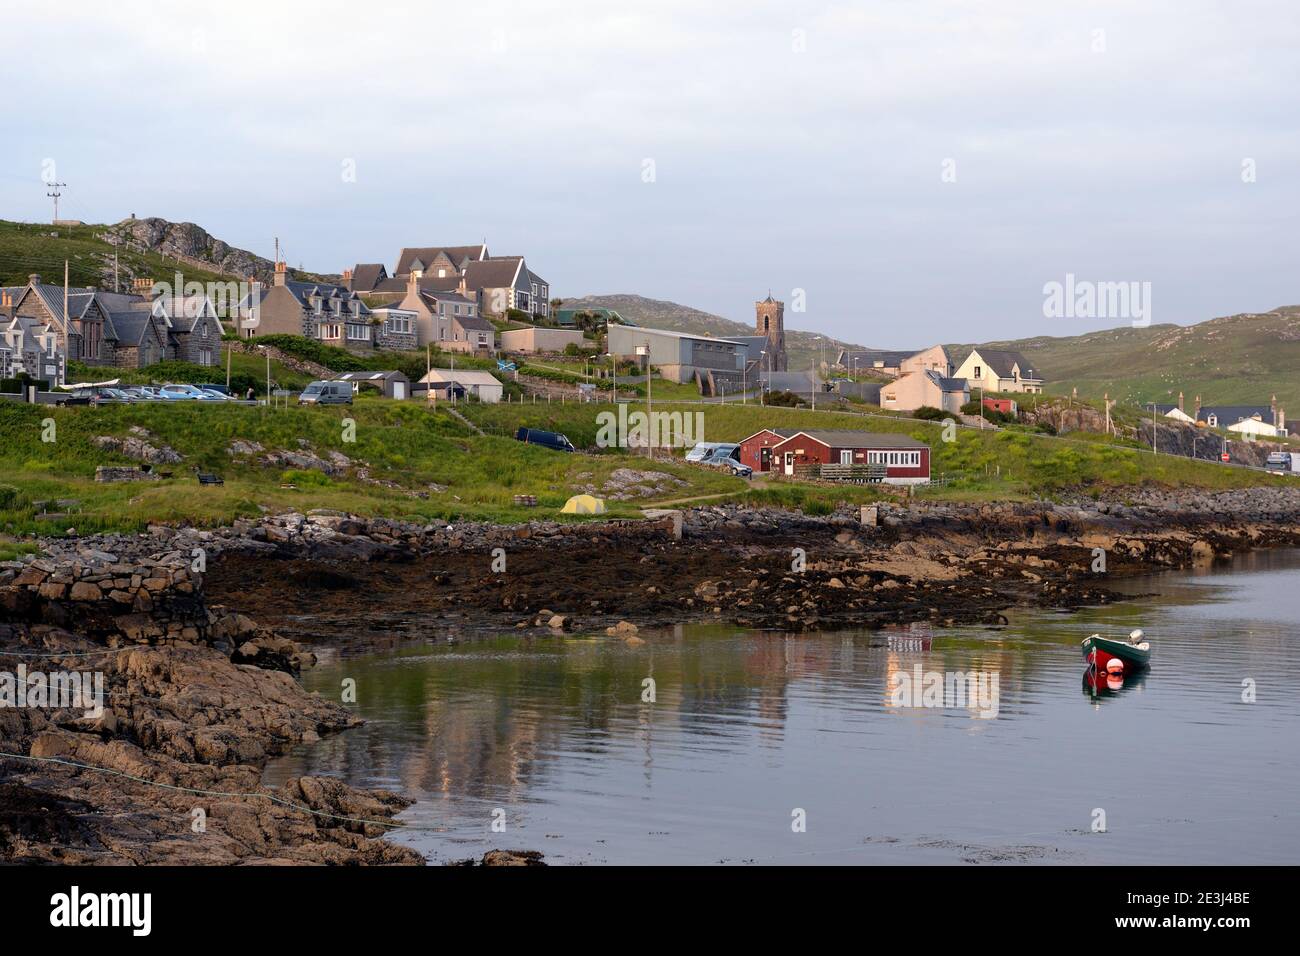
63,260,69,347
47,181,66,223
226,342,232,388
113,250,119,292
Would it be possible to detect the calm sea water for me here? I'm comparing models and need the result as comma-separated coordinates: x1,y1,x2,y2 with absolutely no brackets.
263,549,1300,864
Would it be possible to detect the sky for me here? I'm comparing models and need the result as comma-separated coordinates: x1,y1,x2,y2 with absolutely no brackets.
3,0,1298,346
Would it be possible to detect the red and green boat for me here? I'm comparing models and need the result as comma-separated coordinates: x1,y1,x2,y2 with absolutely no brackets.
1081,630,1151,671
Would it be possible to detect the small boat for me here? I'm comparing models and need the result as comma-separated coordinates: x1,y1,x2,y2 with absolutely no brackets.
1081,629,1151,671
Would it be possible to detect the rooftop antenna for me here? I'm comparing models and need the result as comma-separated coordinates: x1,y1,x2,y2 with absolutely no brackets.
46,181,67,223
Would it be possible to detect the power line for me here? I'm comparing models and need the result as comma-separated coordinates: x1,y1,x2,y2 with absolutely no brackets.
45,181,66,223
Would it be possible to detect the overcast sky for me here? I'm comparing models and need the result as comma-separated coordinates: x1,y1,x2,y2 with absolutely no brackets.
3,1,1297,345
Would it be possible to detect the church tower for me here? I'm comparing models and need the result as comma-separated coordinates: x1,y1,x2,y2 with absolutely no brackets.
755,294,787,371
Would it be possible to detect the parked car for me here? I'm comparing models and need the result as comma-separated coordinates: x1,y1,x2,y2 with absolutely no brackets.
195,383,232,396
158,383,220,401
1265,451,1300,474
515,426,575,453
298,381,354,405
708,458,753,478
686,442,739,463
122,386,159,401
89,386,134,404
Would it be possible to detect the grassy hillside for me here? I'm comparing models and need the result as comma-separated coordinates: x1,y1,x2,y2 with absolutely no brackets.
948,306,1300,411
0,218,324,293
463,399,1289,500
0,399,739,535
562,293,862,372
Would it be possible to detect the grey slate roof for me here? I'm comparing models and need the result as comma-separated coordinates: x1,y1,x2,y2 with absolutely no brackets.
349,263,387,292
925,369,969,391
973,348,1039,380
461,258,524,291
839,349,911,368
395,245,487,276
1196,405,1277,426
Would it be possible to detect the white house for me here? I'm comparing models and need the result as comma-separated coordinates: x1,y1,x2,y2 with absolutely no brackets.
418,368,504,404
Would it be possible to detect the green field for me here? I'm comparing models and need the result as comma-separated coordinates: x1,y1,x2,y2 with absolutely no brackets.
463,399,1290,498
0,398,740,536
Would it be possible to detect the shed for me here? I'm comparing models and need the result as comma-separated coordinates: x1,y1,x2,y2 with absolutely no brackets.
334,370,411,400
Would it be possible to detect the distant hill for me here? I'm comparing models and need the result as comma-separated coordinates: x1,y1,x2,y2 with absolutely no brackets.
562,293,865,371
0,217,328,293
948,306,1300,411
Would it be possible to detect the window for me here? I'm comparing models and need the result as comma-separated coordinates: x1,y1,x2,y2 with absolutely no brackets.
347,324,370,341
199,347,214,366
386,315,411,335
973,365,981,378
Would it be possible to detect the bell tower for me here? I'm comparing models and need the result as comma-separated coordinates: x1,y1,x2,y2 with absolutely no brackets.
755,294,787,371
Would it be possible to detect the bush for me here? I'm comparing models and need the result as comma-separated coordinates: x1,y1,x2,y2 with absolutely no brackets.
0,483,23,509
910,406,949,421
764,390,805,407
253,335,370,372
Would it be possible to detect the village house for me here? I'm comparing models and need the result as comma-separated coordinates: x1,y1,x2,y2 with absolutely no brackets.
766,430,932,484
3,275,221,370
1145,392,1195,424
835,349,911,376
378,272,494,353
880,369,969,414
1,290,64,384
239,262,373,346
953,348,1044,394
899,344,955,378
1196,400,1287,438
349,244,551,321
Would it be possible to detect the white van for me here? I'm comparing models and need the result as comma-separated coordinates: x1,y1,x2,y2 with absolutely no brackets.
298,381,353,405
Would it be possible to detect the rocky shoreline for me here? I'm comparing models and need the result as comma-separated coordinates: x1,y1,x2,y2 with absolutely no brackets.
4,485,1300,864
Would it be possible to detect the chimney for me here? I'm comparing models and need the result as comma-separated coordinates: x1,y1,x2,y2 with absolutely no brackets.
407,270,419,294
1178,390,1184,411
342,268,353,288
1,290,14,321
274,260,288,287
132,277,154,298
1271,394,1277,422
28,273,41,285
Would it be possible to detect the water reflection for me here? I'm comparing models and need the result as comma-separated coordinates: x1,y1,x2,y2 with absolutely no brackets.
264,549,1300,865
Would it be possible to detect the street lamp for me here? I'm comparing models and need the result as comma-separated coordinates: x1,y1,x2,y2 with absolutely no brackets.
636,342,651,457
760,350,767,405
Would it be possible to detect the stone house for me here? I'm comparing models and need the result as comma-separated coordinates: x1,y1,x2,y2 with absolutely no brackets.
241,262,372,344
4,275,221,370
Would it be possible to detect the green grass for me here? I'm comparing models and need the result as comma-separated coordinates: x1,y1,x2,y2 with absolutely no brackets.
949,306,1300,413
0,398,741,535
462,399,1290,498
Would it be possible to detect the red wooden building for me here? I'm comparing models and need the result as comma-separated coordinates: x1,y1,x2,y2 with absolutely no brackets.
736,428,799,474
982,397,1018,415
767,430,930,485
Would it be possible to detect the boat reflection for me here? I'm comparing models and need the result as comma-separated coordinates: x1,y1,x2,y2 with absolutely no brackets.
1082,663,1149,701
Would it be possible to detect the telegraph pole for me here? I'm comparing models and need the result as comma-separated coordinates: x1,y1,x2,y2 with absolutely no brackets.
47,181,66,223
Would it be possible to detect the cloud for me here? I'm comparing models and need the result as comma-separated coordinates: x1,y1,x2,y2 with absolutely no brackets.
3,0,1297,343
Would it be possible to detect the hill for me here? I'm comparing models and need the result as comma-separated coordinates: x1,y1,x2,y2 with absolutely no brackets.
562,293,864,371
948,305,1300,411
0,217,326,293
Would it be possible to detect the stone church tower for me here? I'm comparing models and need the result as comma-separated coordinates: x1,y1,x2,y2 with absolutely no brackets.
755,294,787,371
